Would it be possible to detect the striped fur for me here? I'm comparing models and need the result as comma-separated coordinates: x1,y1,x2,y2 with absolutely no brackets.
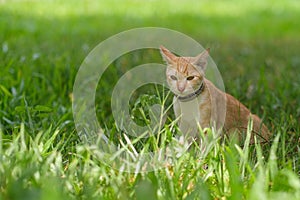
160,45,271,144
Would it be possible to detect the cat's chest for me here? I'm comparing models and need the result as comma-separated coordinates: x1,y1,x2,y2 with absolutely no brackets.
173,97,202,122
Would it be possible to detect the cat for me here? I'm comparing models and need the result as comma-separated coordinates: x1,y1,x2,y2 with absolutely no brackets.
160,45,271,144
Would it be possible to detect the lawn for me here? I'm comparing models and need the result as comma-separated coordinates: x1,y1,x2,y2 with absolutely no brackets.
0,0,299,199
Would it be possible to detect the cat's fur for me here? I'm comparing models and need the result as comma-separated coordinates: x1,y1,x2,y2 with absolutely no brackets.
160,46,271,144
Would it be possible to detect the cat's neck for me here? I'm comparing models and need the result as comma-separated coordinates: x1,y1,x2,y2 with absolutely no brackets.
175,82,205,102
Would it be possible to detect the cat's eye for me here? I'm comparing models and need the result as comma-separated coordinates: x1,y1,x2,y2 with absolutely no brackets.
170,75,177,80
186,76,195,81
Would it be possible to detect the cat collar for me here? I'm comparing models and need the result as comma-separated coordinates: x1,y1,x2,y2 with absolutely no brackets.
177,83,204,102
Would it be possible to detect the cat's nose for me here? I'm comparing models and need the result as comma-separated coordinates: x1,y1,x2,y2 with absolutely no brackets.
178,87,185,93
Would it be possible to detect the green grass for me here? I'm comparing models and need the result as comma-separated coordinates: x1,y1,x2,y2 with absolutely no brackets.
0,0,299,199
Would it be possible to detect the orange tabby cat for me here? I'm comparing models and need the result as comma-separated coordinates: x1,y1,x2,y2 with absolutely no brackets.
160,46,271,144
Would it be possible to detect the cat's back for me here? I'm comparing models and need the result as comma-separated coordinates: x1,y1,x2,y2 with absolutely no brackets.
224,91,271,143
205,79,271,142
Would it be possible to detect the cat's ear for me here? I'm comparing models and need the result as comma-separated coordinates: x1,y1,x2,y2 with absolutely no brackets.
192,48,210,71
160,45,177,65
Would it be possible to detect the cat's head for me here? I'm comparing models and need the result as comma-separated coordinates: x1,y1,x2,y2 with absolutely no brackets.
160,46,209,96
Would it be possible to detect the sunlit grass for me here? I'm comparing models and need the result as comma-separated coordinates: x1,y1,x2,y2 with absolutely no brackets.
1,122,299,199
3,0,300,17
1,0,300,39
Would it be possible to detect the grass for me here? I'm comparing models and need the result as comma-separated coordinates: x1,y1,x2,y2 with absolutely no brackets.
0,0,299,199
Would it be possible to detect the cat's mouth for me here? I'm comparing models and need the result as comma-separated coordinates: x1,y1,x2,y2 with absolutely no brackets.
175,85,202,96
174,90,190,96
175,83,204,102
